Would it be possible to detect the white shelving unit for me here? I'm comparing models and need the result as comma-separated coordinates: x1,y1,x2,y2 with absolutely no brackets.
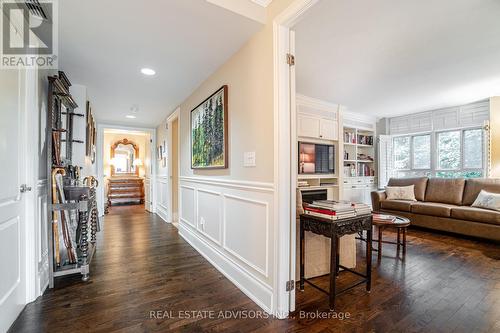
342,124,376,205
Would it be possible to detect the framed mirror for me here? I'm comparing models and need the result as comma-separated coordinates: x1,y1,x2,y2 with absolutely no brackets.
110,139,140,176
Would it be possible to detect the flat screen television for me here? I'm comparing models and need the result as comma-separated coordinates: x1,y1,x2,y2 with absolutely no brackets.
298,142,335,174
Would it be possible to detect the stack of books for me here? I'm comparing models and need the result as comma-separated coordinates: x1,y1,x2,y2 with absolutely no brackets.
303,200,371,220
349,202,372,215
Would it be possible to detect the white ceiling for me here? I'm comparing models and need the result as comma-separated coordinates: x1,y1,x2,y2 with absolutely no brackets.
294,0,500,117
59,0,262,127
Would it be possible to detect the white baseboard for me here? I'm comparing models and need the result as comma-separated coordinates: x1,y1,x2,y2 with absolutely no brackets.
178,223,273,314
156,204,170,223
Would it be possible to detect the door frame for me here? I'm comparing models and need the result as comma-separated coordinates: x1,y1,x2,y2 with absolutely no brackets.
166,107,180,223
272,0,319,317
96,124,157,215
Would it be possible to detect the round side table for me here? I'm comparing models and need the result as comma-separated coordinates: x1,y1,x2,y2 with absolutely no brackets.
372,214,411,259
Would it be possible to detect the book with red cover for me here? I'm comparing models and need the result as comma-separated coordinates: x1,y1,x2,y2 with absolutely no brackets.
304,206,337,216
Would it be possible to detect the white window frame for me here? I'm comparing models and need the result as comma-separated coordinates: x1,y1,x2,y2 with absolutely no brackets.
392,126,485,178
392,133,432,174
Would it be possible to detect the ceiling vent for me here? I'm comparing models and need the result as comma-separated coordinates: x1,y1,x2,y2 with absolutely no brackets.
24,0,47,20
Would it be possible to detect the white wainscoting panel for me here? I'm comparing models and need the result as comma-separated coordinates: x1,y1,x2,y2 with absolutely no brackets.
36,179,49,297
178,177,275,314
180,185,196,227
156,176,169,222
197,189,222,245
0,217,20,305
223,194,268,277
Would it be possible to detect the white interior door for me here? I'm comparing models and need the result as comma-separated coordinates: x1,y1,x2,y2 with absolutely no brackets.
0,69,28,332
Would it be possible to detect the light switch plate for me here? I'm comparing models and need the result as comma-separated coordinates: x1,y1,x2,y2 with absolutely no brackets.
244,152,256,167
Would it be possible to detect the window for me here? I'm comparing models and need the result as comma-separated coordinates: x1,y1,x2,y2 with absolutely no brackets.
463,129,483,169
393,136,410,170
413,135,431,169
391,128,484,179
437,131,461,170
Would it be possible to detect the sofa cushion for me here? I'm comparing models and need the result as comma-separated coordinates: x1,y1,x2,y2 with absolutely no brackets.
410,202,456,218
462,178,500,206
387,177,428,201
425,178,465,205
385,185,416,201
380,200,414,212
472,190,500,211
451,206,500,226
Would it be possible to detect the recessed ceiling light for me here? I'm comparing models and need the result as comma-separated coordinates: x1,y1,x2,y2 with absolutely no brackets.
141,68,156,76
126,115,136,119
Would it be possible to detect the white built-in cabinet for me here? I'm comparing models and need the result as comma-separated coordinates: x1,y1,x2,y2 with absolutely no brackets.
297,114,338,141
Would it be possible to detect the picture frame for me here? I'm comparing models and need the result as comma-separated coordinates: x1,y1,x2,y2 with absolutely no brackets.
190,85,228,169
86,101,97,164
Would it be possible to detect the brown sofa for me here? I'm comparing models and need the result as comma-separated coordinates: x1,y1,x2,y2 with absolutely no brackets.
371,177,500,241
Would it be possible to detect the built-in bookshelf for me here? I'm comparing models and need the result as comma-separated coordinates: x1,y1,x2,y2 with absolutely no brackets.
343,127,375,178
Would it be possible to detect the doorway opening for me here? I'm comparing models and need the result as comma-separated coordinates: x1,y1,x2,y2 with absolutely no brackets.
167,110,180,227
102,128,153,214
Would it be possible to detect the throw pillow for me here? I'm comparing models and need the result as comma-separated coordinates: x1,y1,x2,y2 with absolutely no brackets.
472,190,500,211
385,185,416,201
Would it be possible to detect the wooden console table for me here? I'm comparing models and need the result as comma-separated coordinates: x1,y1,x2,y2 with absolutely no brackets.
299,214,373,310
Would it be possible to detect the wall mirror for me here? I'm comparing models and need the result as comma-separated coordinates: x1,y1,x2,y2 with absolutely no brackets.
110,139,140,176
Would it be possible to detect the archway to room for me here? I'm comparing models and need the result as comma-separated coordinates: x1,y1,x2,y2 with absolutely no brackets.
99,127,155,215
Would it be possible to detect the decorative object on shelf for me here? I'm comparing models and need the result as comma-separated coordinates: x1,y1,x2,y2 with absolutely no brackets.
191,85,228,169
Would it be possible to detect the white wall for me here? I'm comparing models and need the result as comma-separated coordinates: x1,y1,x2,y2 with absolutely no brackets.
169,0,297,315
70,84,97,178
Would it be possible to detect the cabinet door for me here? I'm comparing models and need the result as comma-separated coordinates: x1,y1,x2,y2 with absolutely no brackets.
343,187,364,202
297,114,320,138
320,119,338,140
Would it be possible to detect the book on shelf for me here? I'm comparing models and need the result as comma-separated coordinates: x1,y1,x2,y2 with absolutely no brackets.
344,131,356,144
358,163,375,176
357,134,373,146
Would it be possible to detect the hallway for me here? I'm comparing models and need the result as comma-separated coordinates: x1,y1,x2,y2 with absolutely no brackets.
9,206,271,332
9,206,500,332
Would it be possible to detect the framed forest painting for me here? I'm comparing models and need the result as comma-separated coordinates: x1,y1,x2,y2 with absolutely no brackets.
191,85,228,169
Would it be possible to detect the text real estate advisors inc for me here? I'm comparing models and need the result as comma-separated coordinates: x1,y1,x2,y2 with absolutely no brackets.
149,310,351,320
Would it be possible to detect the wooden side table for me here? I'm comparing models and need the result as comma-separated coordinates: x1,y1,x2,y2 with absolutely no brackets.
299,214,373,310
372,214,411,259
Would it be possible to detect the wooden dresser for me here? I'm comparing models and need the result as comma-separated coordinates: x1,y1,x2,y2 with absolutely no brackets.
107,177,144,206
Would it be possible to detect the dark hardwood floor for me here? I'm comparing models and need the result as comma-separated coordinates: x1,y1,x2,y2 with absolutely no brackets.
9,206,500,333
